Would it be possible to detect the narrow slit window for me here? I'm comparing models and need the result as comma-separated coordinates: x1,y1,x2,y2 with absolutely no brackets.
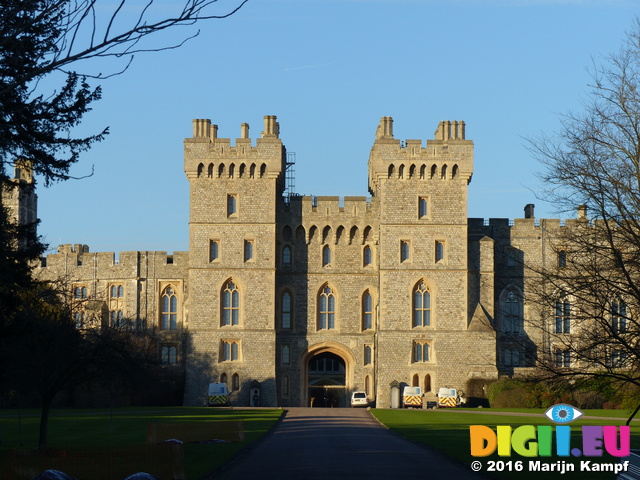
401,241,410,263
210,240,219,261
227,194,237,216
244,240,253,262
419,197,428,218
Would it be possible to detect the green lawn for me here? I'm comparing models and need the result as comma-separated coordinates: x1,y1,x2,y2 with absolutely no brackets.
0,407,283,479
372,408,637,480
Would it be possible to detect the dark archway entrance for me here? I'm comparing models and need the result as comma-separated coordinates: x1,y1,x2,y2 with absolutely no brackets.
308,352,346,407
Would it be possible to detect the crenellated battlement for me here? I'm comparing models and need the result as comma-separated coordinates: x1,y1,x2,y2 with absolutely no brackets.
368,117,474,195
57,244,90,255
302,195,373,217
469,205,599,240
39,245,188,273
282,195,373,218
184,116,285,181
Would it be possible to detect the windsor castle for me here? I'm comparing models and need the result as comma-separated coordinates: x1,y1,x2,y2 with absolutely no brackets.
4,115,576,408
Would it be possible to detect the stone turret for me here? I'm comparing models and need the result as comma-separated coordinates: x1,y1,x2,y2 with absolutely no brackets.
2,159,38,228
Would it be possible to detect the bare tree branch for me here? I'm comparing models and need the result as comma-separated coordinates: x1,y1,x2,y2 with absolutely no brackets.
522,19,640,396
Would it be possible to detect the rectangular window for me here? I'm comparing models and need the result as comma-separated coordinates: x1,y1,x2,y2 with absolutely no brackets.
227,194,237,216
111,310,124,328
555,301,571,334
554,349,571,368
401,241,410,263
613,301,627,334
413,342,430,363
222,340,239,362
210,240,219,261
558,250,567,268
244,240,254,262
161,345,177,365
282,345,290,365
504,348,520,367
282,292,292,329
364,345,372,366
610,349,627,368
418,197,428,218
74,312,86,329
435,241,445,263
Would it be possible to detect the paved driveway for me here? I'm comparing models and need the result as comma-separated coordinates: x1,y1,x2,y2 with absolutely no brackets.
213,408,483,479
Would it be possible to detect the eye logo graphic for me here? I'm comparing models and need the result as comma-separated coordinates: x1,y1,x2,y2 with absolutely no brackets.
544,404,583,424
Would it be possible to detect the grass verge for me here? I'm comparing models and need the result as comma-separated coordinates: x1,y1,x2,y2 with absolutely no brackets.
0,407,283,479
372,408,636,480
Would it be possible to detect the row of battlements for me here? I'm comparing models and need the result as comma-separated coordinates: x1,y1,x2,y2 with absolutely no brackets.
468,205,596,233
284,195,374,218
57,244,90,254
40,245,188,270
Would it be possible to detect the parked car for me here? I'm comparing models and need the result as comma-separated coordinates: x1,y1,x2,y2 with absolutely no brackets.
351,391,369,408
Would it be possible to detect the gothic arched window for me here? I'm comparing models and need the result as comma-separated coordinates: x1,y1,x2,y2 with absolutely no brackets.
161,286,178,330
322,245,331,266
281,291,292,329
362,291,373,330
413,282,431,327
503,289,521,333
318,285,336,330
283,245,292,265
222,280,240,326
363,246,372,267
555,298,571,334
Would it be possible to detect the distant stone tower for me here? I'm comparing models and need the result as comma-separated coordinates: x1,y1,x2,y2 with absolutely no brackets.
183,116,285,406
368,117,496,402
2,159,38,228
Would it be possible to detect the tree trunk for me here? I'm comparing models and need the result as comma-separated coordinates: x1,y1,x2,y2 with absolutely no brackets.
38,396,52,449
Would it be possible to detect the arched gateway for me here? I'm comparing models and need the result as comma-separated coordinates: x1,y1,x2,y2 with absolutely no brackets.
302,343,354,408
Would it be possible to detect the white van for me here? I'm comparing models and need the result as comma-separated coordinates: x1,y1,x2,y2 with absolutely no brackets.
437,387,460,408
351,391,369,408
402,386,423,408
207,383,229,406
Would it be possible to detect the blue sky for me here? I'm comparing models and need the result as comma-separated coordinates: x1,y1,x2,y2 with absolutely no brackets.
34,0,639,254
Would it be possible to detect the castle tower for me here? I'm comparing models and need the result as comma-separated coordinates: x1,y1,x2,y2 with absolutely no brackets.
183,116,285,406
2,159,37,227
367,118,496,406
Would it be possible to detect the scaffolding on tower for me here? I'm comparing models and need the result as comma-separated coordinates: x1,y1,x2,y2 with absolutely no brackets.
283,152,297,204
